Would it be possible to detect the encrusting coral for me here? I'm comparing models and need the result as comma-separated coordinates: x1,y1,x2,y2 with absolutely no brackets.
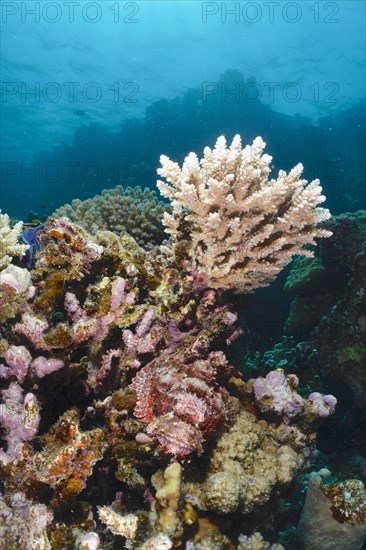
0,135,336,548
51,185,169,247
321,478,366,526
157,135,331,292
0,491,53,550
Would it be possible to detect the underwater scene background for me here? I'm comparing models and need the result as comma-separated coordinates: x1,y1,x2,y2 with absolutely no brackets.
1,1,365,549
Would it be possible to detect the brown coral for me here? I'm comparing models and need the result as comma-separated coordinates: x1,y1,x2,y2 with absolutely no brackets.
185,408,310,515
32,409,107,505
51,185,169,247
322,479,366,526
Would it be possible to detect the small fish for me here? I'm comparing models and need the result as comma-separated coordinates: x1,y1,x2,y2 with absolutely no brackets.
73,110,86,117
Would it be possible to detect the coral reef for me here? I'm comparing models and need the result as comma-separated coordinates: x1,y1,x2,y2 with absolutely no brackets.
284,211,365,336
244,336,320,391
0,264,35,323
157,135,331,292
0,382,40,464
98,507,149,548
0,136,337,548
51,185,169,247
321,478,366,526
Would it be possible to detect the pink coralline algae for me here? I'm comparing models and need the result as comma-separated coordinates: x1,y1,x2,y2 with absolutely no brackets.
64,291,88,322
65,276,138,345
253,370,337,423
123,309,157,359
253,370,304,420
307,392,337,418
96,349,123,386
0,382,40,463
14,312,52,351
0,491,53,550
31,356,64,378
0,347,62,383
0,345,32,383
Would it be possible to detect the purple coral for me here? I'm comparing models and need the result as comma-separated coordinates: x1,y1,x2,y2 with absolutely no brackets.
64,292,87,322
0,382,40,463
123,309,157,358
253,370,337,424
307,392,337,418
66,277,138,345
31,356,64,378
15,312,52,351
253,370,304,421
0,345,32,383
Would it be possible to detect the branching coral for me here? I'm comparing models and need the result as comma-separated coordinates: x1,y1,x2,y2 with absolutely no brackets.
157,135,331,292
51,185,169,247
237,532,284,550
0,212,29,270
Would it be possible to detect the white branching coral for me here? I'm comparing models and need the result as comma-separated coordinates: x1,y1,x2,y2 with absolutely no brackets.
0,212,29,270
237,532,284,550
157,135,331,292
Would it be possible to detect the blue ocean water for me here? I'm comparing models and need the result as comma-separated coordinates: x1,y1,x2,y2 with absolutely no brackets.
1,3,366,549
1,0,365,219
